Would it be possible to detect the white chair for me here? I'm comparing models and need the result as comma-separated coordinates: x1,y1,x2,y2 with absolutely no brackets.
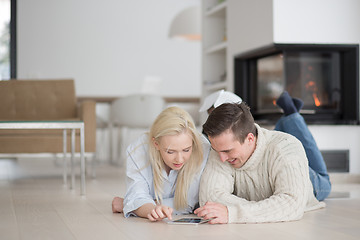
109,94,165,165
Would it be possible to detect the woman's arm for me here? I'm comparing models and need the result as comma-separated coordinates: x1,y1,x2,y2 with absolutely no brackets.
123,136,157,217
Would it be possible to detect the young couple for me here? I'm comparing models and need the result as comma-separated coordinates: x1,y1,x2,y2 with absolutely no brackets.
112,90,331,224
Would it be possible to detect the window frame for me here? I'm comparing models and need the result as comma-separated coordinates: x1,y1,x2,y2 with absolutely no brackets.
10,0,16,78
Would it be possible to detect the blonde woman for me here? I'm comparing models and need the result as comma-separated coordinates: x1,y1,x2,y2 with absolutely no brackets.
112,106,211,221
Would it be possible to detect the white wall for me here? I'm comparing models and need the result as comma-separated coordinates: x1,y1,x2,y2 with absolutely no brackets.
227,0,274,89
309,126,360,174
273,0,360,44
228,0,274,54
228,0,360,174
17,0,201,98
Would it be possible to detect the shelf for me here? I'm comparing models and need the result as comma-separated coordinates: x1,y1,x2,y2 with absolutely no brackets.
205,1,226,18
202,0,229,103
205,41,227,54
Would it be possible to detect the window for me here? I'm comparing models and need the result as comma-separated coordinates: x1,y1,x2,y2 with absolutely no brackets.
0,0,15,80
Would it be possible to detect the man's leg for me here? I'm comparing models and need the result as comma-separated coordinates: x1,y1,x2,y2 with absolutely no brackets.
275,113,331,200
275,92,331,200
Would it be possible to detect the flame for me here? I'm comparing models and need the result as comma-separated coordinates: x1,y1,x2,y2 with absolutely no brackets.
306,81,316,89
313,93,321,106
305,81,321,106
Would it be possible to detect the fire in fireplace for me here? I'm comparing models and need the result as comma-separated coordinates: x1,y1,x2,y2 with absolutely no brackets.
234,44,359,124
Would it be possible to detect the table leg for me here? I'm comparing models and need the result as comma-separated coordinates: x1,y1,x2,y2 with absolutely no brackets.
63,129,67,186
71,128,75,190
109,123,114,164
80,125,86,195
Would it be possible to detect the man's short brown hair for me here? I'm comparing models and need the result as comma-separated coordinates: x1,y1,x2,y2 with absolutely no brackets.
202,102,257,143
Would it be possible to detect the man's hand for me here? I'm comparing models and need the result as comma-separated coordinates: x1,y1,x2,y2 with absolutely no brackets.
147,205,173,221
194,202,228,224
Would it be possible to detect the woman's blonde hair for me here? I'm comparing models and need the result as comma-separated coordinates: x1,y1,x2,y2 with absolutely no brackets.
148,106,203,210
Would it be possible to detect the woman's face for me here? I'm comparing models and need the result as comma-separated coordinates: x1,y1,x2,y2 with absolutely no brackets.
154,131,193,173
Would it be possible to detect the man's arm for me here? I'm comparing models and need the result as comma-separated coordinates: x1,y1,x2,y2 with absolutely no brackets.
197,147,312,224
196,150,235,223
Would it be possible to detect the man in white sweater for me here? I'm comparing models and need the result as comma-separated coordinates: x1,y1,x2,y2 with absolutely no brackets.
194,101,325,224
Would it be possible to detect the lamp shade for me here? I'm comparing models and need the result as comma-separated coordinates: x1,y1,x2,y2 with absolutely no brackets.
168,6,201,41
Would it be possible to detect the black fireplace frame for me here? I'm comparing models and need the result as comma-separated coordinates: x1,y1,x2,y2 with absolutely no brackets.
234,43,359,125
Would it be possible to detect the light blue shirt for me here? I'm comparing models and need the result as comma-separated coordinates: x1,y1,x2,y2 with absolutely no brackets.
123,133,211,218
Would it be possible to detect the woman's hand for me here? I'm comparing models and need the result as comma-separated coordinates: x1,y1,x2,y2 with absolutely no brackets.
112,197,124,213
133,203,173,221
147,205,173,221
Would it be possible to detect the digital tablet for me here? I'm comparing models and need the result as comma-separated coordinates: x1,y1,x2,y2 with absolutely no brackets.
167,217,210,225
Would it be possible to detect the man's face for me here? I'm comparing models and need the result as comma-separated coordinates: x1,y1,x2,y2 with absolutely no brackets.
208,129,255,169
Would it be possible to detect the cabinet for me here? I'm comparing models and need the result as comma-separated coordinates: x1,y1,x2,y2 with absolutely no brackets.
201,0,229,121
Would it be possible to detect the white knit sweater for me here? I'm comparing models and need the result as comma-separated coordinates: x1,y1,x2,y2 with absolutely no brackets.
199,124,325,223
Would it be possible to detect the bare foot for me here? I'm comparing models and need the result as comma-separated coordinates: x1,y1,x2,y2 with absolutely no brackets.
112,197,124,213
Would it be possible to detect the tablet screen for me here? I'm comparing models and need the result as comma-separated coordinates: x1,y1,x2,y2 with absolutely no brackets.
174,218,202,223
167,217,210,225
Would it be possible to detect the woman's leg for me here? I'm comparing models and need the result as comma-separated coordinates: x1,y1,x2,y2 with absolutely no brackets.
275,92,331,200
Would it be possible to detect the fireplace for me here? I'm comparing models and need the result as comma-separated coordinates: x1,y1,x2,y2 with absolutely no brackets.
234,44,359,125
